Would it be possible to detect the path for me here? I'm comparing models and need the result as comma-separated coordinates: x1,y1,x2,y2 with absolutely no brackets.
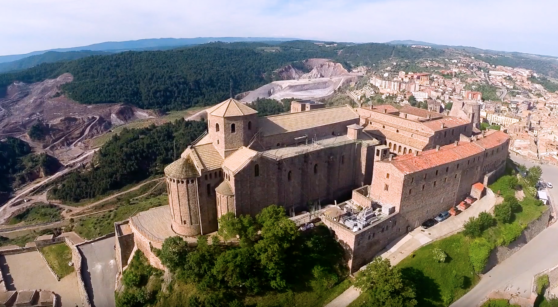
79,237,118,307
326,190,497,307
71,116,99,147
64,177,163,218
452,221,558,307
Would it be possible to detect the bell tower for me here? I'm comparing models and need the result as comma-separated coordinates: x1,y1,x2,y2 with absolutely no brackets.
207,98,258,158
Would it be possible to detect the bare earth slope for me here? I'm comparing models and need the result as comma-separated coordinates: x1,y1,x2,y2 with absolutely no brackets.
0,73,155,162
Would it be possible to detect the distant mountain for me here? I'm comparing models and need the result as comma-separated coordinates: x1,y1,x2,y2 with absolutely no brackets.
386,40,443,47
0,51,109,73
0,37,299,64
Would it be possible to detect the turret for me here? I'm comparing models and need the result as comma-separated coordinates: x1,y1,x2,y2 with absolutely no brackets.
164,157,201,236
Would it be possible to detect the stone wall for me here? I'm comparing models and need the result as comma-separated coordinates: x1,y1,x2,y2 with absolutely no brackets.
485,207,551,272
114,222,135,273
68,238,92,307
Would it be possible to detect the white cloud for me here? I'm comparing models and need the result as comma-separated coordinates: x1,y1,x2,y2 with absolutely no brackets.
0,0,557,56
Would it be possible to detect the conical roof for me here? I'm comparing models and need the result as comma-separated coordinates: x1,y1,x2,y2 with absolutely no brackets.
208,98,258,117
215,180,234,196
164,158,199,179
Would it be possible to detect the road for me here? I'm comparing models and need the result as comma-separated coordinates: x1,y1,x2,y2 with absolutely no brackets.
79,237,118,307
451,155,558,307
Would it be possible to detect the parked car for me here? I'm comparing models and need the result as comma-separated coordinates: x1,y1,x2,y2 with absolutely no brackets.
421,219,438,229
547,182,553,189
435,211,450,222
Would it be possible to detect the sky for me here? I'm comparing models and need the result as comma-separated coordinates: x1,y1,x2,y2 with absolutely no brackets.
1,0,558,57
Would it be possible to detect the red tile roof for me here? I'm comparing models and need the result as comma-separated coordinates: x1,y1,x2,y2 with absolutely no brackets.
472,182,485,191
389,132,509,174
400,106,443,119
422,117,471,131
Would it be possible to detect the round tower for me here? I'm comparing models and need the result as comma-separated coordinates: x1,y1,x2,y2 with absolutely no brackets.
207,98,258,158
215,180,235,219
164,158,201,236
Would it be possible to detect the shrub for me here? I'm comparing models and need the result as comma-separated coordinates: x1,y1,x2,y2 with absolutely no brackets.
498,223,523,246
464,213,495,238
503,196,521,213
537,274,550,295
310,265,339,292
469,238,493,273
494,203,513,224
432,247,447,263
478,212,496,229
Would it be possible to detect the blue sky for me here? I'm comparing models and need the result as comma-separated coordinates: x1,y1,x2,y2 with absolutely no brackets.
1,0,557,56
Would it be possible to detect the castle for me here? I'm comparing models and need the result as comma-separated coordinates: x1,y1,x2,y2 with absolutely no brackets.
114,99,509,273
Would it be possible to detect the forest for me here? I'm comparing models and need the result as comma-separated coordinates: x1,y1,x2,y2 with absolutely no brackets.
50,119,207,202
0,137,60,194
0,41,445,111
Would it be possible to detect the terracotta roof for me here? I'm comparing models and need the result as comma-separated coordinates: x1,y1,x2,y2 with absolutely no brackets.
400,106,443,119
258,106,359,136
208,98,258,117
389,131,508,174
164,157,199,179
422,117,471,131
222,147,258,174
215,181,234,196
362,104,399,114
472,182,485,191
192,143,224,170
364,128,428,150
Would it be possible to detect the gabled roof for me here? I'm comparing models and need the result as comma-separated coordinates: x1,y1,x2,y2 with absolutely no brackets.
215,181,234,196
222,147,258,174
208,98,258,117
191,143,223,171
258,105,359,136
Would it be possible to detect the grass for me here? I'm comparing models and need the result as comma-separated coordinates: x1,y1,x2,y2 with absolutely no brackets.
73,194,167,239
536,274,550,295
40,243,74,278
7,203,61,225
0,233,37,247
481,299,520,307
90,107,205,148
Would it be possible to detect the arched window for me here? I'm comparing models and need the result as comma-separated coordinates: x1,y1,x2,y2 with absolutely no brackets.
314,164,318,174
288,171,292,181
248,121,252,130
341,155,345,164
231,123,236,133
255,164,260,177
216,123,220,132
403,148,407,154
207,184,211,196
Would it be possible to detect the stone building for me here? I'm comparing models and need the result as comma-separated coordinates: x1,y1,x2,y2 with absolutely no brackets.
290,100,325,113
122,98,379,269
322,130,510,271
358,105,473,155
450,99,482,129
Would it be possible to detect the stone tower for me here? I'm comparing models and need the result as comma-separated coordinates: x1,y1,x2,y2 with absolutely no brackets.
164,157,201,236
207,99,258,158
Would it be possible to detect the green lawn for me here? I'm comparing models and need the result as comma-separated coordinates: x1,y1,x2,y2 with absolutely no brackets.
74,194,167,239
7,203,61,225
481,299,520,307
40,243,74,278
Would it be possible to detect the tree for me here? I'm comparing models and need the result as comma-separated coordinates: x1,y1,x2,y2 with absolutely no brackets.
477,212,496,230
212,247,263,294
408,95,417,106
217,213,258,247
432,247,447,263
503,196,521,213
354,257,417,307
157,236,189,272
463,212,495,238
28,122,48,141
445,102,453,111
469,238,493,273
494,203,513,224
527,166,542,186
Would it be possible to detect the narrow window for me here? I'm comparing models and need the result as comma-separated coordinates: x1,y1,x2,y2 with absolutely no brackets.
209,173,212,179
422,184,425,191
231,123,236,133
248,121,252,130
314,164,318,174
386,173,390,179
424,174,427,180
444,177,447,183
457,164,460,170
288,171,292,181
411,177,414,184
255,164,260,177
436,170,439,176
433,181,437,187
332,131,335,135
409,189,412,195
384,184,389,191
207,184,211,196
341,155,345,164
216,123,220,132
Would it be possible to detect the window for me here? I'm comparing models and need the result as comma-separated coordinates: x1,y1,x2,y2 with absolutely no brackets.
436,170,439,176
341,155,345,164
207,184,211,196
422,184,425,191
457,164,460,170
209,173,212,179
288,171,292,181
205,174,208,180
231,123,236,133
386,173,390,179
433,181,437,187
217,139,219,145
444,177,447,183
255,164,260,177
411,177,414,184
216,123,220,132
248,121,252,130
332,131,335,135
384,184,389,191
396,129,399,133
409,189,412,195
454,174,458,179
424,174,427,180
314,164,318,174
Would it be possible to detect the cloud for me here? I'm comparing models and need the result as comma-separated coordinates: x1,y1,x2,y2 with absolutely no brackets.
0,0,557,56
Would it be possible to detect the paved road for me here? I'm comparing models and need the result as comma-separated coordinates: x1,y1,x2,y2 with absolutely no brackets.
79,237,118,307
452,221,558,307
